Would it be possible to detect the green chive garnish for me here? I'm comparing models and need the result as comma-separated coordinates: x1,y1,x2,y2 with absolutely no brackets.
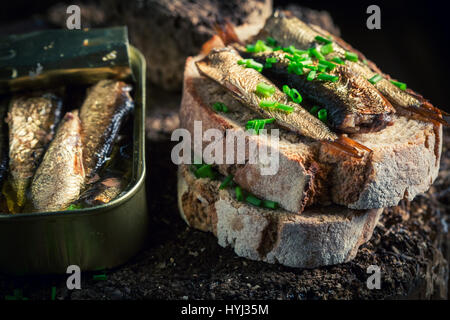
212,102,228,113
315,35,332,44
317,73,339,82
345,51,358,62
309,47,325,60
262,200,278,209
331,57,345,65
287,62,304,75
67,204,82,210
266,37,278,47
275,104,295,113
307,70,317,81
264,57,278,68
283,45,307,55
390,80,407,90
368,74,383,85
283,85,302,104
235,186,243,201
320,43,334,55
310,106,320,115
304,65,318,71
318,109,328,123
246,194,262,207
318,59,336,71
93,274,107,281
237,59,263,72
256,82,275,97
194,164,216,179
363,59,368,65
259,101,294,113
219,175,234,190
51,287,56,300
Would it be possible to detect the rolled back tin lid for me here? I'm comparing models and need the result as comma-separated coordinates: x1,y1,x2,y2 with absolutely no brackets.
0,26,133,93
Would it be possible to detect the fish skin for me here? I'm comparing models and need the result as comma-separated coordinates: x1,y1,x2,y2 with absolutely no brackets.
5,93,62,208
260,10,444,122
196,47,338,141
82,176,124,206
30,111,85,212
235,45,394,133
79,80,134,178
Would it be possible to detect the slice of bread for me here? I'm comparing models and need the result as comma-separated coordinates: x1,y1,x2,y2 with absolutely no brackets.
178,164,383,268
180,53,443,214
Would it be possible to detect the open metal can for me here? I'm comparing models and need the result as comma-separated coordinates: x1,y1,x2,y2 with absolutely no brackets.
0,41,148,275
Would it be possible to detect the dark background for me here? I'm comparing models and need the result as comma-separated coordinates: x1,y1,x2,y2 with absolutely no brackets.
1,0,449,112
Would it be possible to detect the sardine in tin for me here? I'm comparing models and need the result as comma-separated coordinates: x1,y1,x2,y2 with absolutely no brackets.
0,29,148,275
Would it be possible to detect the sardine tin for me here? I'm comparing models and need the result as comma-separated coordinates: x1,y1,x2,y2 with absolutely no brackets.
0,45,148,275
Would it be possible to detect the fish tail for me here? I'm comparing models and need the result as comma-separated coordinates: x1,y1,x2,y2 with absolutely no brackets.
422,101,450,117
408,105,449,126
200,35,225,55
322,136,372,159
213,20,243,46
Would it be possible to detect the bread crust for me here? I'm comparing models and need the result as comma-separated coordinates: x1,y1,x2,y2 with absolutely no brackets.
178,165,383,268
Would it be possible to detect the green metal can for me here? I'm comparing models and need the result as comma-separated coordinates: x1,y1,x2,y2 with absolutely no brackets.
0,42,148,275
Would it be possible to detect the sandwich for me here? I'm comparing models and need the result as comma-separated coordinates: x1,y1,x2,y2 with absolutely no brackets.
176,10,445,268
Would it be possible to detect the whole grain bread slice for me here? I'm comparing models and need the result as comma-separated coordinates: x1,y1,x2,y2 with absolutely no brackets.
178,164,383,268
179,52,443,213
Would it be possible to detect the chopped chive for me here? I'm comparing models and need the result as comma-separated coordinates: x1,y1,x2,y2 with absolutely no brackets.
318,108,328,123
307,70,317,81
235,186,243,201
266,37,278,47
51,287,56,300
93,274,107,281
246,194,262,207
283,85,302,104
368,74,383,85
331,57,345,65
320,43,334,55
194,164,216,179
304,65,318,71
259,101,294,113
317,64,327,72
310,106,320,115
219,175,234,190
259,100,278,108
246,44,256,52
315,35,332,44
262,200,278,209
264,57,278,68
318,59,336,71
237,59,263,72
287,62,304,75
309,47,325,60
67,204,82,210
275,104,294,113
363,59,368,65
293,53,310,61
317,73,339,82
345,51,358,62
212,102,228,113
298,59,313,66
256,82,276,97
390,80,407,90
283,45,307,55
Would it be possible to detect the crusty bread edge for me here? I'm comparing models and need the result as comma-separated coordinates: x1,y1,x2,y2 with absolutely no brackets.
178,165,383,268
